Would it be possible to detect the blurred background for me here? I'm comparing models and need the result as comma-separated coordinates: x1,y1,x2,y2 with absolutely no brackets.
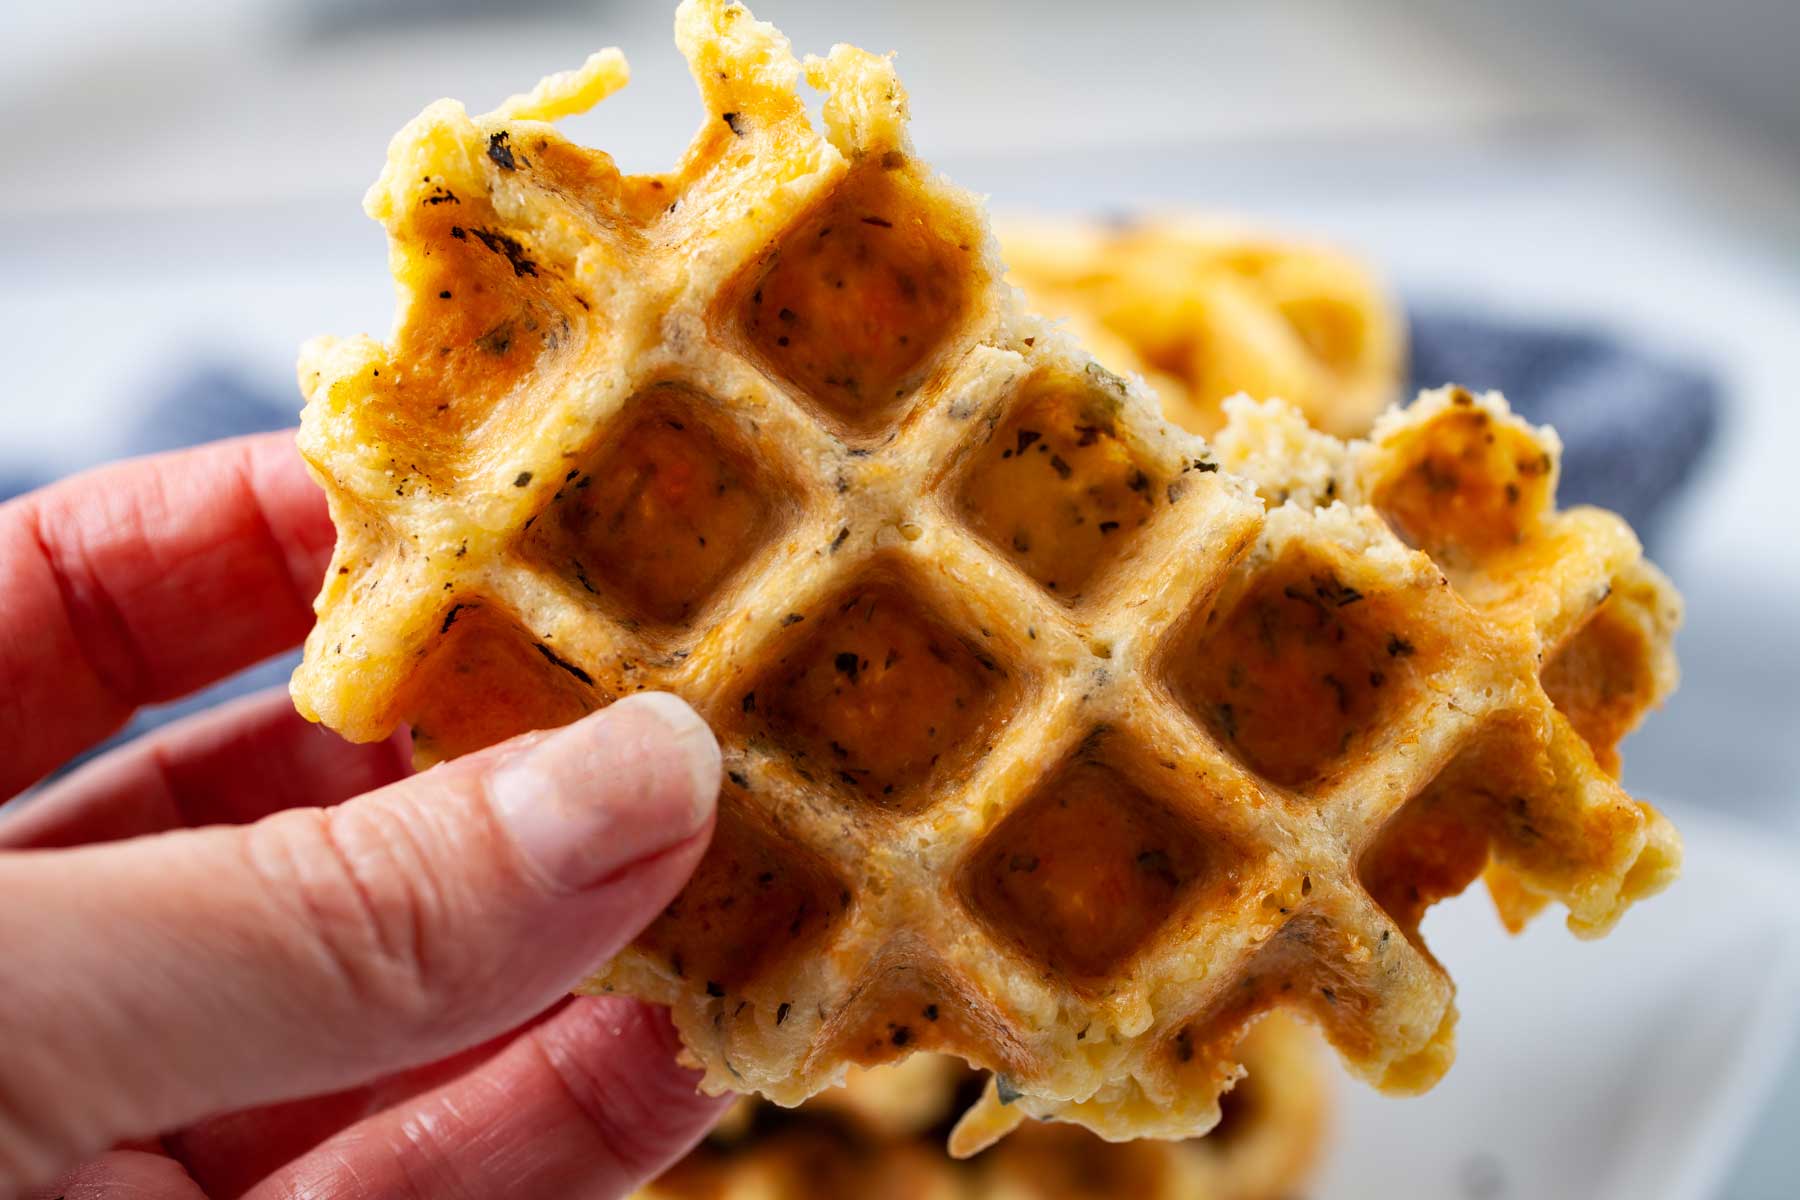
1,1,1796,1196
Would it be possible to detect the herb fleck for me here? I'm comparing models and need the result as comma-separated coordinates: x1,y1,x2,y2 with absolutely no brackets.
533,643,593,685
469,227,537,277
486,131,517,170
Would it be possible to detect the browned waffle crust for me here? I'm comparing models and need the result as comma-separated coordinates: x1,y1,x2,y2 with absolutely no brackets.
291,0,1680,1149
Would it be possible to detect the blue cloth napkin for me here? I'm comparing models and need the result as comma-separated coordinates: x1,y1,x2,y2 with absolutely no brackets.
0,367,295,505
1408,309,1719,544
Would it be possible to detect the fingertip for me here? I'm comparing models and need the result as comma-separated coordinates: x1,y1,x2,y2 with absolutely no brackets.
607,692,723,827
485,696,720,895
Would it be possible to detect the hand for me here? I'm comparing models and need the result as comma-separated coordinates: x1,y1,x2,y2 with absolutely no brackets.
0,434,729,1200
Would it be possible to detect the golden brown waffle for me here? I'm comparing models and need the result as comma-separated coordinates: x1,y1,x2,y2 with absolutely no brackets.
1210,391,1683,932
1001,217,1404,437
290,0,1680,1150
638,1016,1326,1200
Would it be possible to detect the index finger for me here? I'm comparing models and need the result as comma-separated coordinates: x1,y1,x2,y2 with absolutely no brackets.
0,432,331,798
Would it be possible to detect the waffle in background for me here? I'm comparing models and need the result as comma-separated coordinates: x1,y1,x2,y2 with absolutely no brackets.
1000,216,1405,438
640,1015,1326,1200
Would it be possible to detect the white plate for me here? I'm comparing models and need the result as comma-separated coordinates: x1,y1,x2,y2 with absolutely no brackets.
1316,800,1800,1200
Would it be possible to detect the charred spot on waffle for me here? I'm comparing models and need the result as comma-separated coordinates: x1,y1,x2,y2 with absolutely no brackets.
1167,555,1431,790
960,756,1211,982
403,602,604,765
958,376,1163,602
523,385,783,628
741,571,1012,812
638,796,847,993
1372,403,1554,565
735,165,976,436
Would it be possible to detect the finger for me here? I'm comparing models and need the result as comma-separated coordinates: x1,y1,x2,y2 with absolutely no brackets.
21,1149,207,1200
0,431,332,797
245,997,729,1200
0,694,720,1195
169,1009,565,1200
0,689,411,850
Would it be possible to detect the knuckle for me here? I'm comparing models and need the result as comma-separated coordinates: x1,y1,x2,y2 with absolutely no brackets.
23,490,153,704
245,804,462,1022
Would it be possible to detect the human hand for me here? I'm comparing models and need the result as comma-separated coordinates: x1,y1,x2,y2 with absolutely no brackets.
0,433,729,1199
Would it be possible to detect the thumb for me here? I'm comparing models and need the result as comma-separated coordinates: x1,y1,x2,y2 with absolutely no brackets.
0,693,719,1194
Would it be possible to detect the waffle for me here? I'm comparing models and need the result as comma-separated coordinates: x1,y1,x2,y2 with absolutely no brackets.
638,1015,1326,1200
1210,390,1684,932
1001,216,1404,437
290,0,1681,1150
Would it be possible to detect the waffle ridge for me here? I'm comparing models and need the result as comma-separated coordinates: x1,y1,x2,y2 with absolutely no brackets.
291,0,1680,1152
